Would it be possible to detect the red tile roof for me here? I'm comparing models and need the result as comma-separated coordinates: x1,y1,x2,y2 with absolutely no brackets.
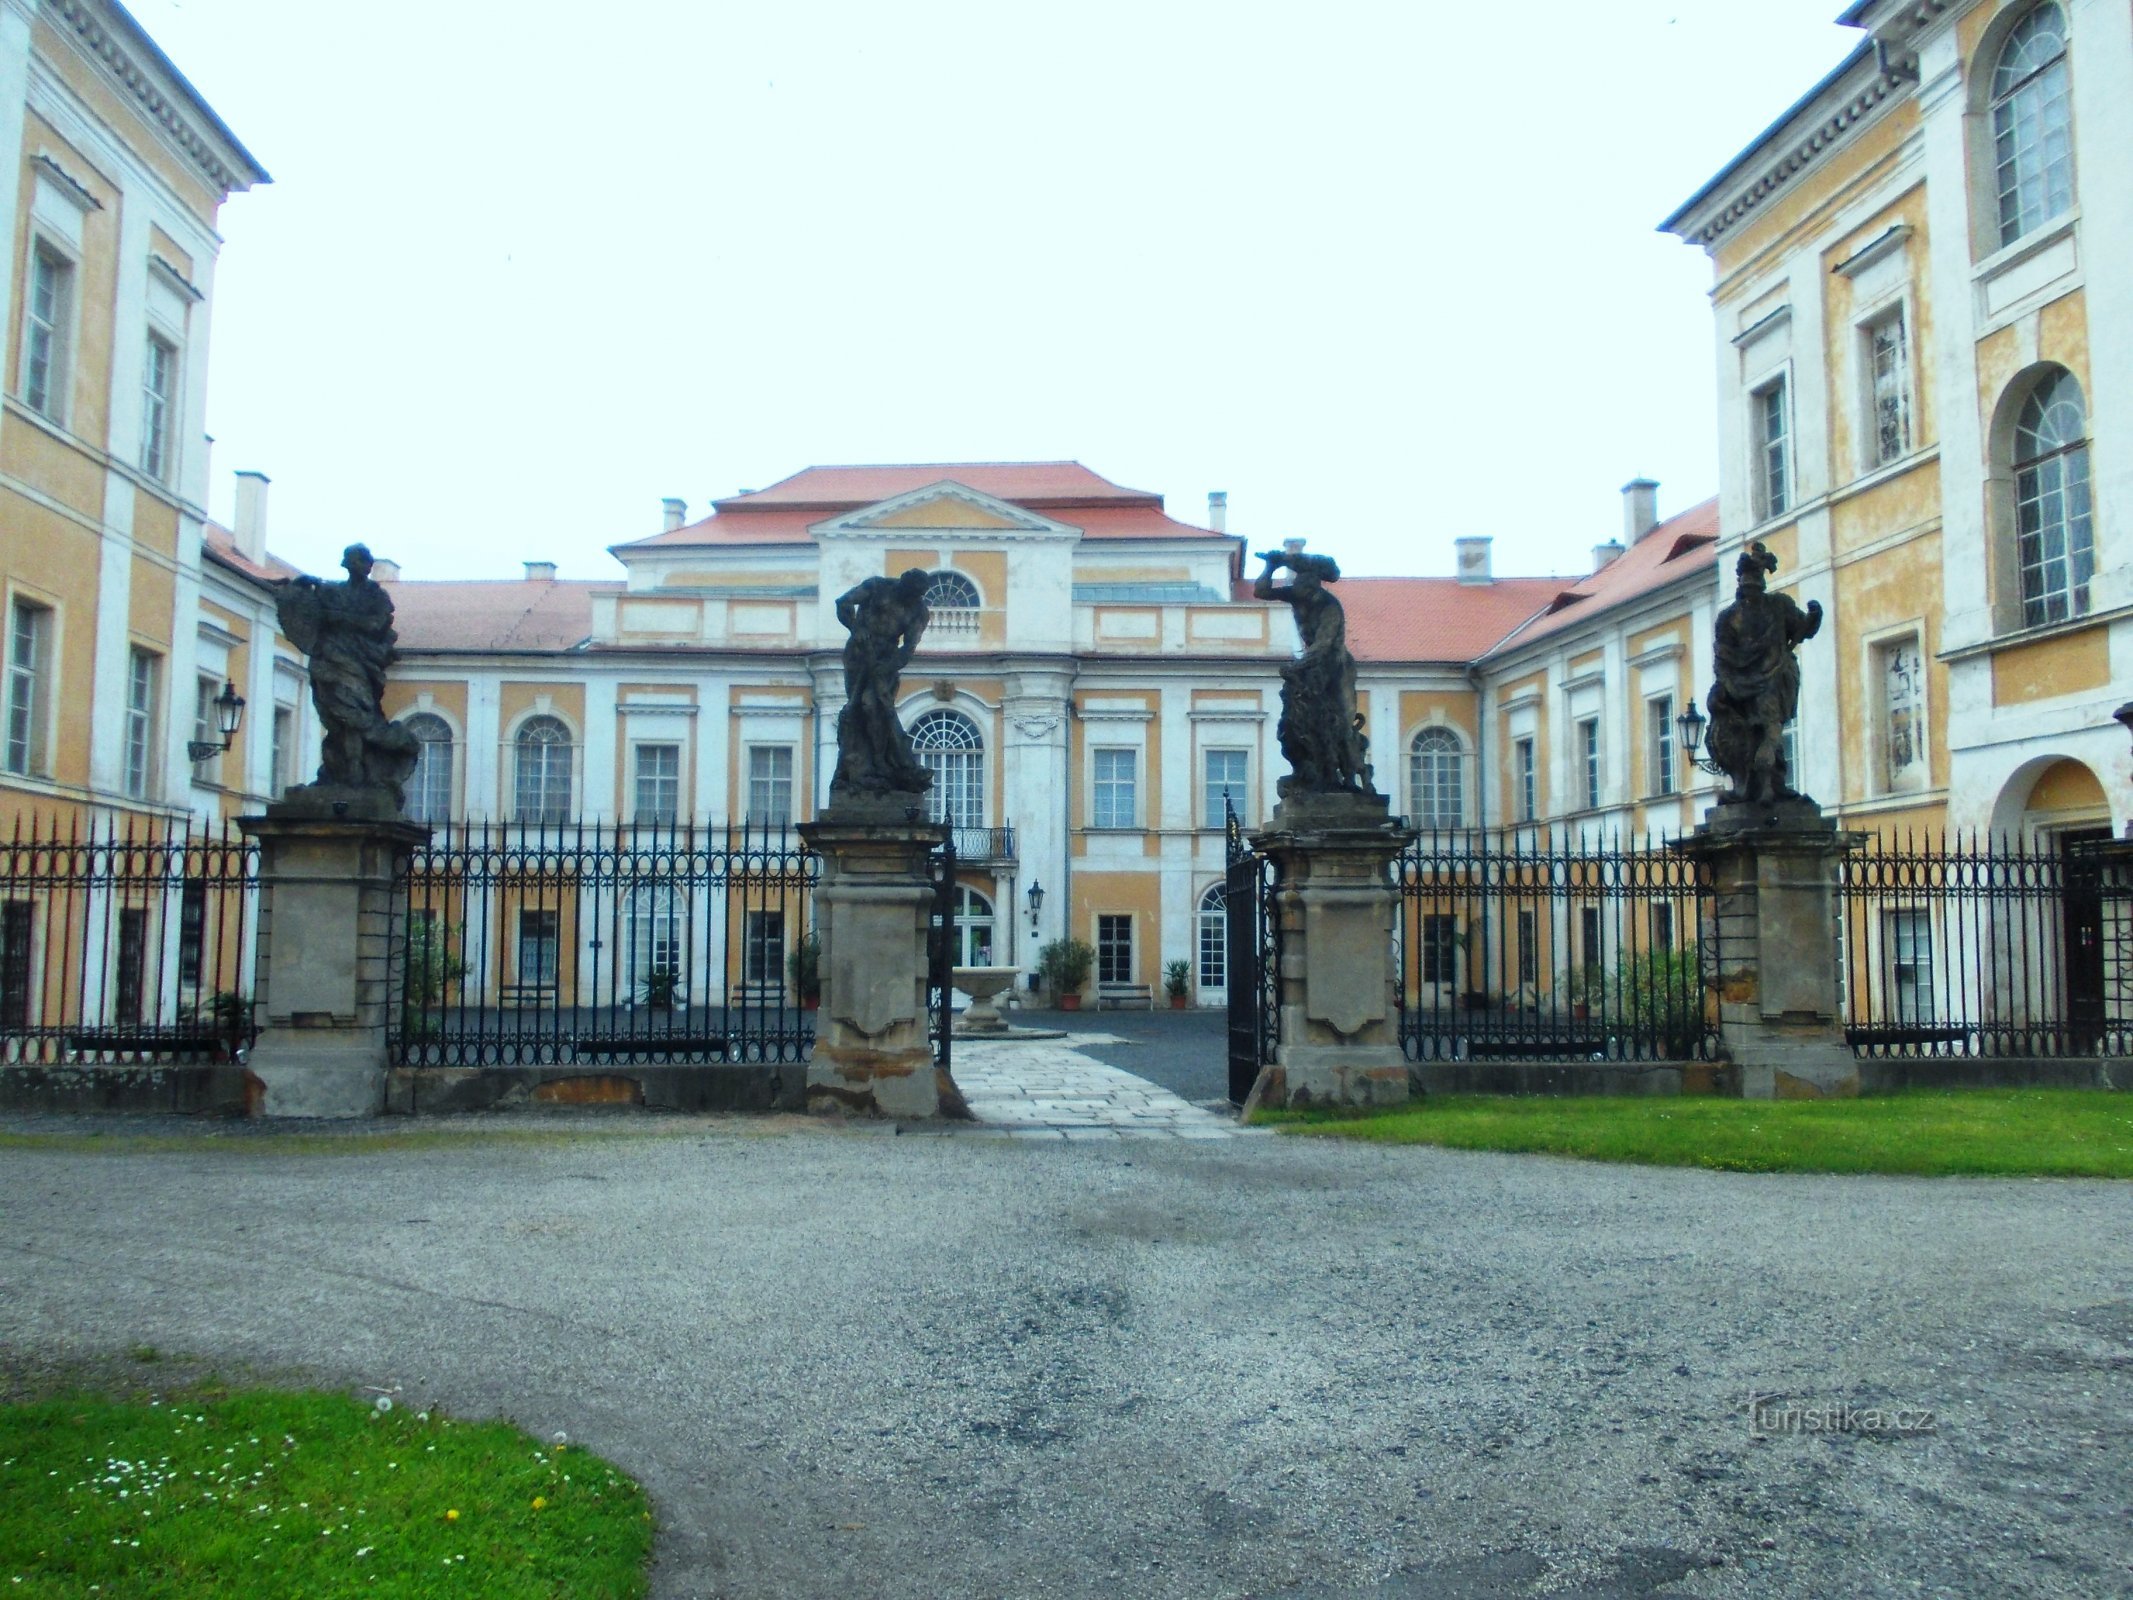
1336,577,1566,664
386,579,602,652
1479,498,1719,658
202,522,302,585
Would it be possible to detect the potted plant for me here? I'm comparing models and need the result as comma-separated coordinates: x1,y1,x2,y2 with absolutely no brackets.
1038,937,1095,1011
788,933,822,1011
1164,959,1191,1009
1560,963,1603,1021
637,964,683,1012
401,920,469,1042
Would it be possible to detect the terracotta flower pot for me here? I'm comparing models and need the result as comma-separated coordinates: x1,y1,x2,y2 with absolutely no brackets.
1169,995,1188,1010
1060,992,1082,1012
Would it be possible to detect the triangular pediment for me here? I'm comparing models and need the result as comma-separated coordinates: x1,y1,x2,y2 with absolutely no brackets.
812,481,1080,541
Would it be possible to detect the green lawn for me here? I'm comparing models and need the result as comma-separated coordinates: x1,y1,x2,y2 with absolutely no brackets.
0,1387,651,1598
1268,1089,2133,1177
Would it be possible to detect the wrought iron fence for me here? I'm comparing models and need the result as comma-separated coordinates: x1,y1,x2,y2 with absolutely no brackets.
1839,831,2132,1058
1224,801,1278,1103
1393,828,1720,1064
391,819,819,1067
0,812,258,1064
928,833,956,1072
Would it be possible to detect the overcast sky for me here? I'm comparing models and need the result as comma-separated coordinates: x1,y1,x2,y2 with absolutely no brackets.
136,0,1862,584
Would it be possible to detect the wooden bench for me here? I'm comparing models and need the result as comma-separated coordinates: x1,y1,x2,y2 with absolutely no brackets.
1097,982,1155,1011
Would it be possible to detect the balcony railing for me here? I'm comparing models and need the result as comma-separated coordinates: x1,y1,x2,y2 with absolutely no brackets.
945,825,1015,863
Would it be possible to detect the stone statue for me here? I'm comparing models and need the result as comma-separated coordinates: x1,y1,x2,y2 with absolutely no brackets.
273,544,419,807
829,569,934,804
1254,549,1376,798
1705,542,1822,806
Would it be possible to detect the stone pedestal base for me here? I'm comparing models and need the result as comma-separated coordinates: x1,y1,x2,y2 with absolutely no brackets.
1671,803,1864,1101
799,812,965,1119
240,808,430,1119
1241,791,1416,1117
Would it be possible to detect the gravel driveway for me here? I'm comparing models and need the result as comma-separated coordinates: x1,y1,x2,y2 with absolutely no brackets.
3,1113,2129,1599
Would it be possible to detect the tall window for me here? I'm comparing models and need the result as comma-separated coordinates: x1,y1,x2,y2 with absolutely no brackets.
2013,369,2093,627
910,711,982,830
1097,915,1133,985
1197,883,1227,991
6,600,50,777
1651,904,1675,953
635,742,681,824
1867,309,1911,466
1648,696,1675,796
1877,636,1926,792
1753,377,1790,520
1885,910,1935,1023
1514,737,1536,823
514,716,572,823
114,908,147,1025
1578,718,1601,810
1092,748,1137,829
1420,915,1457,986
627,887,684,989
1204,748,1249,828
1580,907,1604,972
1991,4,2072,248
178,880,206,988
270,705,294,800
1408,728,1463,829
1,902,32,1027
23,242,71,421
123,648,158,799
191,676,221,783
950,886,995,967
1516,909,1538,985
924,571,981,610
141,333,177,481
404,713,453,824
744,909,786,987
746,745,793,826
517,909,560,987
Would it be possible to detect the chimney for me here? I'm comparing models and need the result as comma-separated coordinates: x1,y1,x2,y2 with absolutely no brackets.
661,497,687,532
1591,540,1627,574
524,560,557,581
1455,535,1492,585
233,470,269,562
371,557,402,582
1621,477,1660,543
1282,536,1306,558
1207,491,1228,534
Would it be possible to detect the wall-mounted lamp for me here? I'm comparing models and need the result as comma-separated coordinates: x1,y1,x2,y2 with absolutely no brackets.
1026,879,1045,932
1675,702,1727,778
186,680,247,763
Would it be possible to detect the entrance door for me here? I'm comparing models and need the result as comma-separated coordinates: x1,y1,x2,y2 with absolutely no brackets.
2063,827,2112,1051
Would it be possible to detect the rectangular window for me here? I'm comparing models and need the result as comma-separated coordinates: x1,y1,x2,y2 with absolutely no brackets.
1781,718,1799,792
191,675,221,783
1650,903,1674,953
1649,696,1675,796
1097,914,1134,985
1885,909,1934,1024
141,333,177,481
1092,748,1137,830
1516,909,1538,985
1754,377,1790,520
6,599,51,777
0,901,31,1027
1514,737,1536,823
746,745,793,827
1876,635,1926,793
270,705,294,800
23,242,71,421
517,909,559,988
114,907,147,1026
1421,914,1458,986
178,881,206,989
743,909,785,986
1580,906,1603,972
635,742,682,824
1867,308,1909,466
1578,718,1601,810
123,648,158,800
1204,748,1249,828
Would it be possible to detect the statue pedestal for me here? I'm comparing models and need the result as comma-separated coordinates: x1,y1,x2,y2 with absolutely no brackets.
1241,792,1416,1117
1672,800,1864,1099
799,810,964,1119
238,809,430,1118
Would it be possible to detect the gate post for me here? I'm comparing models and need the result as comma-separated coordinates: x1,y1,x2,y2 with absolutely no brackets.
799,812,963,1118
1241,793,1416,1116
238,806,429,1118
1670,800,1863,1099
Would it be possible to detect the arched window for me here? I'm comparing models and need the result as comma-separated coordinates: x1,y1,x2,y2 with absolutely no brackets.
403,713,453,825
1408,727,1464,829
2013,369,2093,626
1991,5,2073,247
1197,883,1227,992
924,570,981,611
951,886,995,967
909,709,984,832
626,886,685,996
514,715,573,824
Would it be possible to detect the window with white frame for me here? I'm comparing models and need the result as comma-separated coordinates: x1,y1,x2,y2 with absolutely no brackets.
910,711,982,831
1421,915,1457,986
1197,883,1226,991
1865,307,1910,467
1884,909,1935,1024
404,713,453,824
270,704,295,800
923,571,981,611
627,887,685,991
2013,368,2093,627
141,332,177,481
1578,717,1601,810
6,599,51,777
1876,634,1927,792
746,744,794,826
517,909,559,987
1990,4,2073,249
1648,696,1675,796
1204,747,1249,829
1753,376,1790,521
22,241,72,423
1408,728,1463,829
1781,718,1799,789
191,675,221,783
1097,914,1133,985
122,648,158,800
1092,748,1137,829
513,715,573,824
950,886,995,967
634,742,681,824
1514,737,1536,823
743,908,786,987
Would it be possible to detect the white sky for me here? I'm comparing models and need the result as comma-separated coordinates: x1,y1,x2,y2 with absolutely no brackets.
134,0,1863,584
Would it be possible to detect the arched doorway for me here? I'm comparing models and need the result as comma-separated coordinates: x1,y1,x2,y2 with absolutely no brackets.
949,885,996,967
1989,757,2116,1048
1196,882,1226,999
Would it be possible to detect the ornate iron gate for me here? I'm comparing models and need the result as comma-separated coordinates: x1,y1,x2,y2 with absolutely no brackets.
928,833,956,1071
1224,803,1278,1103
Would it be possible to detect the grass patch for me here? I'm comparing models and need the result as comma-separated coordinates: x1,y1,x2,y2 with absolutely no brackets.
1268,1089,2133,1177
0,1386,650,1598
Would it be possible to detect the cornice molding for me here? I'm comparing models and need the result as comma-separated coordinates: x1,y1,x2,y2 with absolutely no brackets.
31,153,101,212
148,253,203,303
813,480,1081,544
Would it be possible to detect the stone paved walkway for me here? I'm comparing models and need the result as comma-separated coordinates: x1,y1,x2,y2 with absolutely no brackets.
951,1031,1261,1138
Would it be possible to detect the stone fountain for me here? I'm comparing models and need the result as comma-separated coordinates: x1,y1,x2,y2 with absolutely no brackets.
951,966,1022,1036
